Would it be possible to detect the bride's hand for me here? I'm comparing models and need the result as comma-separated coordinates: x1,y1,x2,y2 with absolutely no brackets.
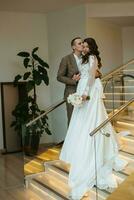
82,95,87,101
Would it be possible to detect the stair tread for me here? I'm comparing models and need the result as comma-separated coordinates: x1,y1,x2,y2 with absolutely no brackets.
118,116,134,122
28,188,54,200
33,172,70,198
47,159,130,181
104,93,134,95
115,126,134,134
122,135,134,140
27,150,134,200
117,119,134,124
26,88,134,198
29,181,60,200
32,172,109,200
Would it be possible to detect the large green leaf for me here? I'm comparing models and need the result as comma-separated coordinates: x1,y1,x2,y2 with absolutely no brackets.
13,74,22,86
45,127,52,135
17,52,30,57
33,70,42,85
38,65,47,75
35,79,42,85
41,74,49,85
23,58,30,68
23,72,31,80
32,47,39,56
32,54,49,68
26,80,35,92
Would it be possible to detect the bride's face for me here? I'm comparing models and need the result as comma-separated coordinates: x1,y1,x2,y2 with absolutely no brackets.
83,42,90,55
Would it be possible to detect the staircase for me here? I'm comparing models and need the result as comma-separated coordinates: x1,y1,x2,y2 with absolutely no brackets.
25,144,134,200
24,59,134,200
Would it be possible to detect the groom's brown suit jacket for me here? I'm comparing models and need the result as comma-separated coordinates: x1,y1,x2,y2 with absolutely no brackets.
57,53,79,124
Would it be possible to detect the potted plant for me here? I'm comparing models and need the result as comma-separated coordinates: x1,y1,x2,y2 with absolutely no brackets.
11,47,52,155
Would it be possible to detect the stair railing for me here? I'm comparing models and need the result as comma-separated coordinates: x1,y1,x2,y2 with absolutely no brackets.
90,97,134,200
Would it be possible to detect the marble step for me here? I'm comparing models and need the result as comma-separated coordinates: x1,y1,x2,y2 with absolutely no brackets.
26,144,134,200
106,108,118,114
28,172,69,200
104,100,127,110
28,187,54,200
106,107,134,115
117,115,134,122
44,158,129,188
106,87,134,94
119,150,134,175
115,126,134,137
123,69,134,73
104,92,134,95
104,93,134,100
0,187,46,200
28,171,108,200
115,116,134,125
123,79,134,86
30,172,110,200
115,120,134,136
24,157,44,175
104,100,128,103
114,86,134,89
118,135,134,154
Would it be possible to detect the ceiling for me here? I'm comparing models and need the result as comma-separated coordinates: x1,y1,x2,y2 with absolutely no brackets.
97,16,134,27
0,0,133,13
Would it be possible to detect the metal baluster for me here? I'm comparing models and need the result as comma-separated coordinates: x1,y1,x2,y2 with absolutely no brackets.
112,75,115,111
94,135,98,200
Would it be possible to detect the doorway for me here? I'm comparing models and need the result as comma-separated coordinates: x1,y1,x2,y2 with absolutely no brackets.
1,82,27,153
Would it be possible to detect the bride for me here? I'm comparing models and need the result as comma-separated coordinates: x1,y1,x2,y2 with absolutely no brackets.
59,37,128,200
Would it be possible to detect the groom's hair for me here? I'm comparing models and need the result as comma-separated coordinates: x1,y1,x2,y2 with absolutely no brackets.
71,37,81,47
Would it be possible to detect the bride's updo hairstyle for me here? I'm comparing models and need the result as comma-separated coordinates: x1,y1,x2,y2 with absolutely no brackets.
82,37,102,69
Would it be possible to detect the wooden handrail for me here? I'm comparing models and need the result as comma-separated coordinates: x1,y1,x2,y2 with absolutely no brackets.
26,99,66,127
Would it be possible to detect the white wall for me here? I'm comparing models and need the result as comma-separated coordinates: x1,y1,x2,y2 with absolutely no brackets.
0,11,53,149
87,18,123,75
87,2,134,17
0,86,3,149
47,5,87,143
122,26,134,63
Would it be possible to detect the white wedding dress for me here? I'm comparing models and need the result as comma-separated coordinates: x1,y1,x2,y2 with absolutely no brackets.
59,55,128,200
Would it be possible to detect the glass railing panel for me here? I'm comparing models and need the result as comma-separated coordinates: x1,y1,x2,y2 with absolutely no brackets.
90,100,134,199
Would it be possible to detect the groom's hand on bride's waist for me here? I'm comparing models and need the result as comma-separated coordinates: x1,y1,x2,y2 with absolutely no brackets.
72,73,81,81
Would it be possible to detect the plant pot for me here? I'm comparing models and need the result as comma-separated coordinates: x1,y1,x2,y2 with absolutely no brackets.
24,134,40,156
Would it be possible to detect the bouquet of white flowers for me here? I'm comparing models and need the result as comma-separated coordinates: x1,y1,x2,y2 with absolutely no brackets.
67,93,90,107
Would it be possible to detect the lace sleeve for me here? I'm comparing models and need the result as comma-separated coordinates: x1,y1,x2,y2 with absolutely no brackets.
83,55,97,96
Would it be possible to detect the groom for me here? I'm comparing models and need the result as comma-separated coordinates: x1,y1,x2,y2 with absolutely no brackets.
57,37,83,125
